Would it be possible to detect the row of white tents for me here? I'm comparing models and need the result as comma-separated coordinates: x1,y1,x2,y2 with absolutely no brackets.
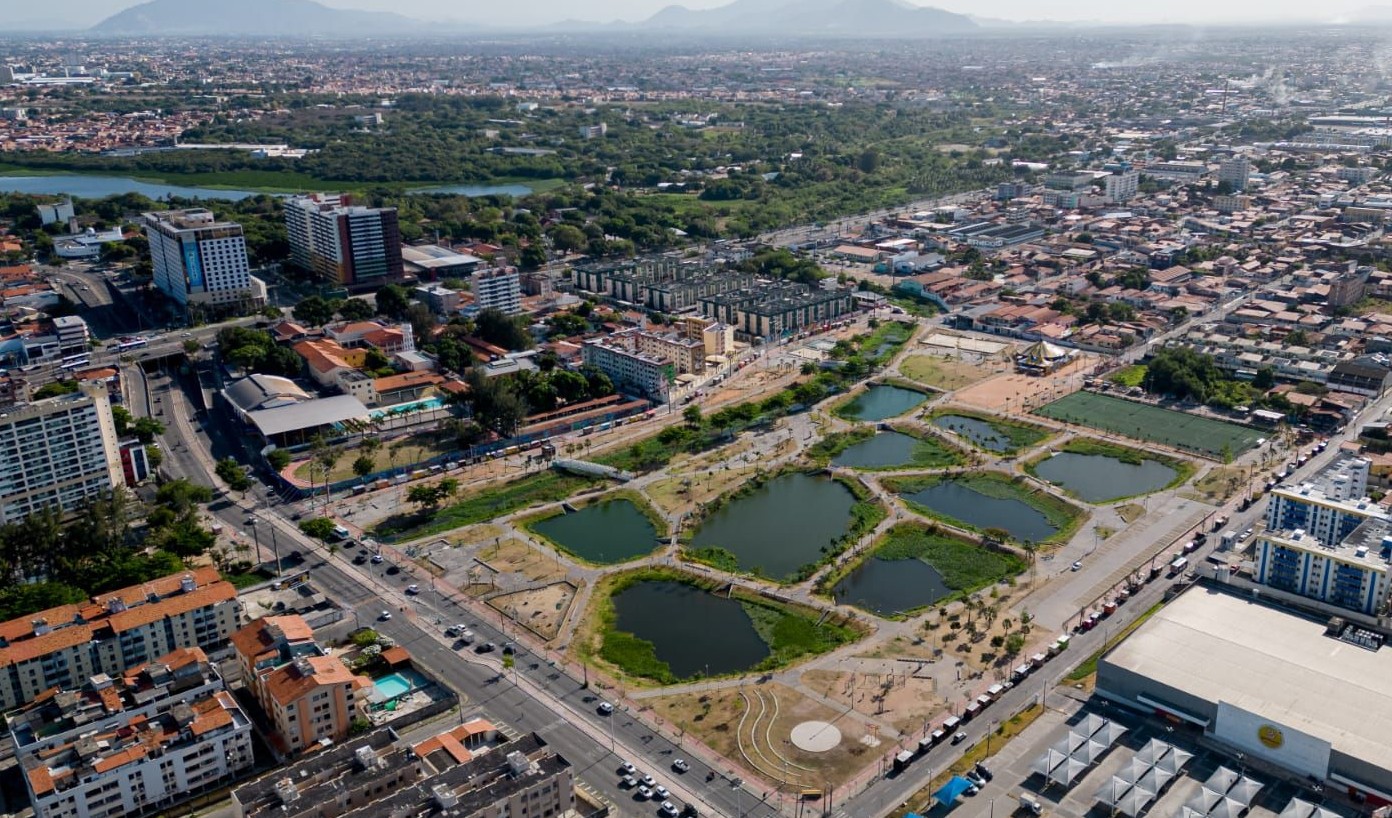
1093,739,1194,817
1031,714,1129,789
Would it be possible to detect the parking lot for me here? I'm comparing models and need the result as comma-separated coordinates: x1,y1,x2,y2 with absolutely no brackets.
935,698,1353,818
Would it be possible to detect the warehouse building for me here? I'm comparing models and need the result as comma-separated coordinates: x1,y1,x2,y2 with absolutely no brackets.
1096,587,1392,804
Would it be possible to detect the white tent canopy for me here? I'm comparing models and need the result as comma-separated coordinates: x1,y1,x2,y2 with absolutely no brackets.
1227,777,1264,808
1032,748,1069,776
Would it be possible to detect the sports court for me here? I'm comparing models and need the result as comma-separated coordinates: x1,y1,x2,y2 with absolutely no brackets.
1035,392,1265,459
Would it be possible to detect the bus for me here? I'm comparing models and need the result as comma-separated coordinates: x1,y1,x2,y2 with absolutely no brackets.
115,338,148,351
59,354,90,370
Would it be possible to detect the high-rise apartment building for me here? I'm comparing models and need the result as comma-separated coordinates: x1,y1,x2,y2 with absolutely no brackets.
1104,170,1139,203
144,209,263,318
1265,455,1383,548
11,647,255,818
285,194,403,288
470,267,523,315
1218,157,1251,192
0,380,123,525
0,567,241,711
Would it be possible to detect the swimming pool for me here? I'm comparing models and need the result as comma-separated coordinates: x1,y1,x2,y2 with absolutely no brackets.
373,669,430,701
368,397,445,422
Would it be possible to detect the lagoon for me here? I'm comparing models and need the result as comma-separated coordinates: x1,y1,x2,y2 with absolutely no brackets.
900,481,1058,542
839,385,927,422
531,498,661,564
1031,451,1177,503
832,556,950,617
610,580,770,678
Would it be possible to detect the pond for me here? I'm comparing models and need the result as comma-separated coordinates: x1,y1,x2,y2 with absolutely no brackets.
932,414,1018,453
1031,451,1177,503
899,481,1058,542
530,498,661,564
610,580,770,678
832,431,922,469
832,556,951,617
690,472,857,580
839,385,928,422
0,174,533,201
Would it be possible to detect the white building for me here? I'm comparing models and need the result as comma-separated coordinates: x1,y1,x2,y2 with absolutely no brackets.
0,381,123,525
581,338,674,401
11,646,254,818
144,209,264,318
1254,521,1391,616
51,315,89,356
284,194,403,288
1265,455,1383,548
470,268,522,315
1104,170,1139,203
52,226,124,260
1218,157,1251,192
36,199,74,226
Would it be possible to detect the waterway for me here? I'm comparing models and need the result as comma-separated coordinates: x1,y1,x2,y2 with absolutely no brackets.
689,472,857,581
831,431,922,469
839,385,928,422
1031,451,1177,503
531,498,661,564
832,556,951,617
899,481,1058,542
0,174,533,201
610,580,770,678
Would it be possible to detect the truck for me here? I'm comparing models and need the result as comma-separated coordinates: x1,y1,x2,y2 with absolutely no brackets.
1019,794,1044,816
893,750,915,772
1167,556,1189,577
1219,532,1236,551
1212,515,1229,532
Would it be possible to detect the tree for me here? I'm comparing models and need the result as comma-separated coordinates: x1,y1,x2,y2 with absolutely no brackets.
1252,366,1276,391
299,517,336,541
337,298,375,321
215,458,251,492
352,455,376,478
682,404,703,428
376,284,411,320
267,449,291,472
111,405,133,436
475,308,533,351
131,417,165,444
548,224,588,254
293,295,337,327
519,243,548,270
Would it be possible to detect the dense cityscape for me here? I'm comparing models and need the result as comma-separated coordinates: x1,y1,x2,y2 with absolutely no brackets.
0,6,1391,818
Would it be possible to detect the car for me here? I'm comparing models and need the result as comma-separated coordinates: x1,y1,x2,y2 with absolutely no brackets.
636,786,653,801
1071,561,1083,572
475,642,496,653
385,565,400,575
672,759,690,773
406,584,420,595
445,624,461,637
952,731,967,745
964,771,985,787
680,805,699,818
641,774,656,788
598,701,614,715
502,642,516,655
619,762,636,776
379,611,392,621
620,775,638,789
654,785,670,800
659,801,679,817
353,554,367,565
974,762,993,781
370,554,384,564
965,784,980,797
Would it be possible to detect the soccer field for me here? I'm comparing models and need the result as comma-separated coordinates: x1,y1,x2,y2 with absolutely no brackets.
1035,391,1266,459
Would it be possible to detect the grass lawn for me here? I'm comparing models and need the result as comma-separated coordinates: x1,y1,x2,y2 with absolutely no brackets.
1035,392,1266,459
1184,466,1249,503
884,471,1085,546
222,567,273,589
1109,364,1148,388
900,355,991,391
373,471,598,542
290,435,455,484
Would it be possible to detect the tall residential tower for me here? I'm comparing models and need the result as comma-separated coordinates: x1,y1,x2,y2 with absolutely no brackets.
284,194,403,289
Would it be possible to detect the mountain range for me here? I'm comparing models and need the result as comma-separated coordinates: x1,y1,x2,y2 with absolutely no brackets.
95,0,424,35
90,0,978,37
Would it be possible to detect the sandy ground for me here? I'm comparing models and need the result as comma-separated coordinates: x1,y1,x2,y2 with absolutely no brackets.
898,355,996,392
488,582,578,640
801,669,944,737
952,355,1098,412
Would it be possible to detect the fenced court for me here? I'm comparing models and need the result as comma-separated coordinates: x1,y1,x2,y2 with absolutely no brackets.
1035,391,1266,459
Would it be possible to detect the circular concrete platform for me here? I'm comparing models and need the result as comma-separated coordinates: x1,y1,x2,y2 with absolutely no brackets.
790,720,843,753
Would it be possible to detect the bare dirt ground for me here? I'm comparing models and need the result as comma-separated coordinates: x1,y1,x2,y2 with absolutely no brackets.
952,355,1098,413
801,669,943,737
646,466,760,517
487,581,578,640
898,355,994,392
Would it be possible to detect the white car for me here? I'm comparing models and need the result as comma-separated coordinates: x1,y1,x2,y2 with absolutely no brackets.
406,584,420,595
1071,561,1083,572
636,786,653,801
371,554,384,564
379,611,392,621
598,701,614,715
672,758,690,773
654,786,670,800
660,802,679,817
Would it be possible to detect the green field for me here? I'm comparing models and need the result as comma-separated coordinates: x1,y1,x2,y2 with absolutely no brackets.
1035,392,1265,459
372,471,597,542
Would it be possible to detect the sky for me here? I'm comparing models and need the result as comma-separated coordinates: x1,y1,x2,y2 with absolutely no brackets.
2,0,1379,29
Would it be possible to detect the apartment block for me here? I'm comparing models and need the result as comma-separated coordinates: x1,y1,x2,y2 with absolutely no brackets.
233,726,571,818
1104,170,1139,203
581,338,676,401
1265,455,1386,548
231,616,368,754
51,315,89,356
629,329,707,376
11,647,254,818
1218,156,1251,192
0,380,124,525
144,209,264,318
1254,521,1392,616
285,194,403,288
470,268,522,315
0,568,240,712
575,258,756,313
699,282,854,340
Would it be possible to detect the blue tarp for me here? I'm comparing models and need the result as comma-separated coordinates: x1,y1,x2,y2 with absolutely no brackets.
933,776,974,806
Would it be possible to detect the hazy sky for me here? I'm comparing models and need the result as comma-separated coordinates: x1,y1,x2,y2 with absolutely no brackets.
3,0,1376,28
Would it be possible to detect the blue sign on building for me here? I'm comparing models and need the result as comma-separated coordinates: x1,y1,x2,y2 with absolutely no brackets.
183,242,205,290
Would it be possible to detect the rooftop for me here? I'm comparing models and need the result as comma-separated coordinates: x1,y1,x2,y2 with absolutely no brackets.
1099,587,1392,770
246,395,369,438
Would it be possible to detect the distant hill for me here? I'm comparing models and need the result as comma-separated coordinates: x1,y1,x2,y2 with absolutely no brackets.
93,0,424,36
641,0,977,37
